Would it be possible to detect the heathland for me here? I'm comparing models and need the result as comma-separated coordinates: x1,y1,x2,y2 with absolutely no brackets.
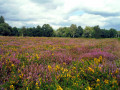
0,36,120,90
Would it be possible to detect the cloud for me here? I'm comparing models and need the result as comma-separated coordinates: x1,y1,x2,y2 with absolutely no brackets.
0,0,120,30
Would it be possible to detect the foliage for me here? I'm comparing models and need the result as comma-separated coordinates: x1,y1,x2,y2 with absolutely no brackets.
0,16,119,38
83,26,94,38
0,37,120,89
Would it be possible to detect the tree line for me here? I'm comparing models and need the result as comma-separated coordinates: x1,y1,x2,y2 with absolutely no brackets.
0,16,120,38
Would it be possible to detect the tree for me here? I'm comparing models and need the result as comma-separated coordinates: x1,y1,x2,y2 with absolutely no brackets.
83,26,94,38
21,26,26,37
101,29,109,38
93,25,101,38
0,16,5,24
0,23,11,36
35,25,43,37
109,28,117,38
11,27,19,36
42,24,54,37
56,27,71,37
70,24,77,38
75,26,83,37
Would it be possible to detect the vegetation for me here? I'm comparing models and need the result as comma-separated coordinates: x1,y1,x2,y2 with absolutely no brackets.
0,16,120,38
0,37,120,89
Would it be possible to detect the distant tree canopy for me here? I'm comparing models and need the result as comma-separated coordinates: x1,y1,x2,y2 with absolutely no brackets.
0,16,119,38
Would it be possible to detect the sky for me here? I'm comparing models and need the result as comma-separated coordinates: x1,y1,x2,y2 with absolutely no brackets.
0,0,120,30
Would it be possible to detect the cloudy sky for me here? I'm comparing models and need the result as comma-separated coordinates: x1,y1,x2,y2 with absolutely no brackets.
0,0,120,30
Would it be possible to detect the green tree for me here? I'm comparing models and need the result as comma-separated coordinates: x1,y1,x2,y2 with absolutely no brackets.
109,28,117,38
11,27,19,36
0,23,11,36
83,26,94,38
93,25,101,38
21,26,26,37
70,24,77,38
42,24,54,37
0,16,5,24
35,25,43,37
75,26,83,37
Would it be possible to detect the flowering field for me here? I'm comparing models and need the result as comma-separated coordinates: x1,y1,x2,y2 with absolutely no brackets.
0,36,120,90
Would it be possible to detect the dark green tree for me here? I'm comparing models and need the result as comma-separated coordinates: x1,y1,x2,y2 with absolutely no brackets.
42,24,54,37
0,23,11,36
70,24,77,38
0,16,5,24
11,27,19,36
109,28,117,38
93,25,101,38
35,25,43,37
21,26,26,37
75,26,83,37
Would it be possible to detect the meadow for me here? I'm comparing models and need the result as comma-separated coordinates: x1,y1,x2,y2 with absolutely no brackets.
0,36,120,90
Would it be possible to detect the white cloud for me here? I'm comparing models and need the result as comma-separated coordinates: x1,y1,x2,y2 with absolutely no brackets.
0,0,120,30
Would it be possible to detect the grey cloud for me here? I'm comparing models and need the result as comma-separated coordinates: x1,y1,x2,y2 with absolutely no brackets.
103,17,120,30
84,9,120,17
30,0,58,9
30,0,52,4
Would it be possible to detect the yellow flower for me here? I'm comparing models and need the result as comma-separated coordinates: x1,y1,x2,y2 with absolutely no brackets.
52,53,54,55
72,66,76,70
10,85,14,89
48,65,52,71
56,65,60,69
63,62,66,65
36,82,39,86
112,79,118,85
104,79,109,84
96,83,100,86
115,68,119,74
85,86,92,90
67,73,71,77
56,85,63,90
35,54,39,59
96,79,100,82
36,86,40,89
99,56,102,63
11,64,15,67
26,87,28,90
88,67,94,73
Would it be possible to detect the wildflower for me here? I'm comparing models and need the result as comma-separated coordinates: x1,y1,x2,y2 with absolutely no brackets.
99,67,102,71
35,54,39,60
104,79,109,84
55,65,60,71
63,62,66,65
72,66,76,70
36,86,40,89
96,79,100,82
52,53,54,55
67,73,71,77
99,56,102,63
115,68,119,74
10,85,14,89
85,86,92,90
96,83,100,86
11,64,15,67
56,84,63,90
88,67,94,73
48,65,52,71
112,80,118,85
26,87,28,90
56,65,60,69
36,82,39,86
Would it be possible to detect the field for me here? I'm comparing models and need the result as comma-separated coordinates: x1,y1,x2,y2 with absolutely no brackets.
0,36,120,90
